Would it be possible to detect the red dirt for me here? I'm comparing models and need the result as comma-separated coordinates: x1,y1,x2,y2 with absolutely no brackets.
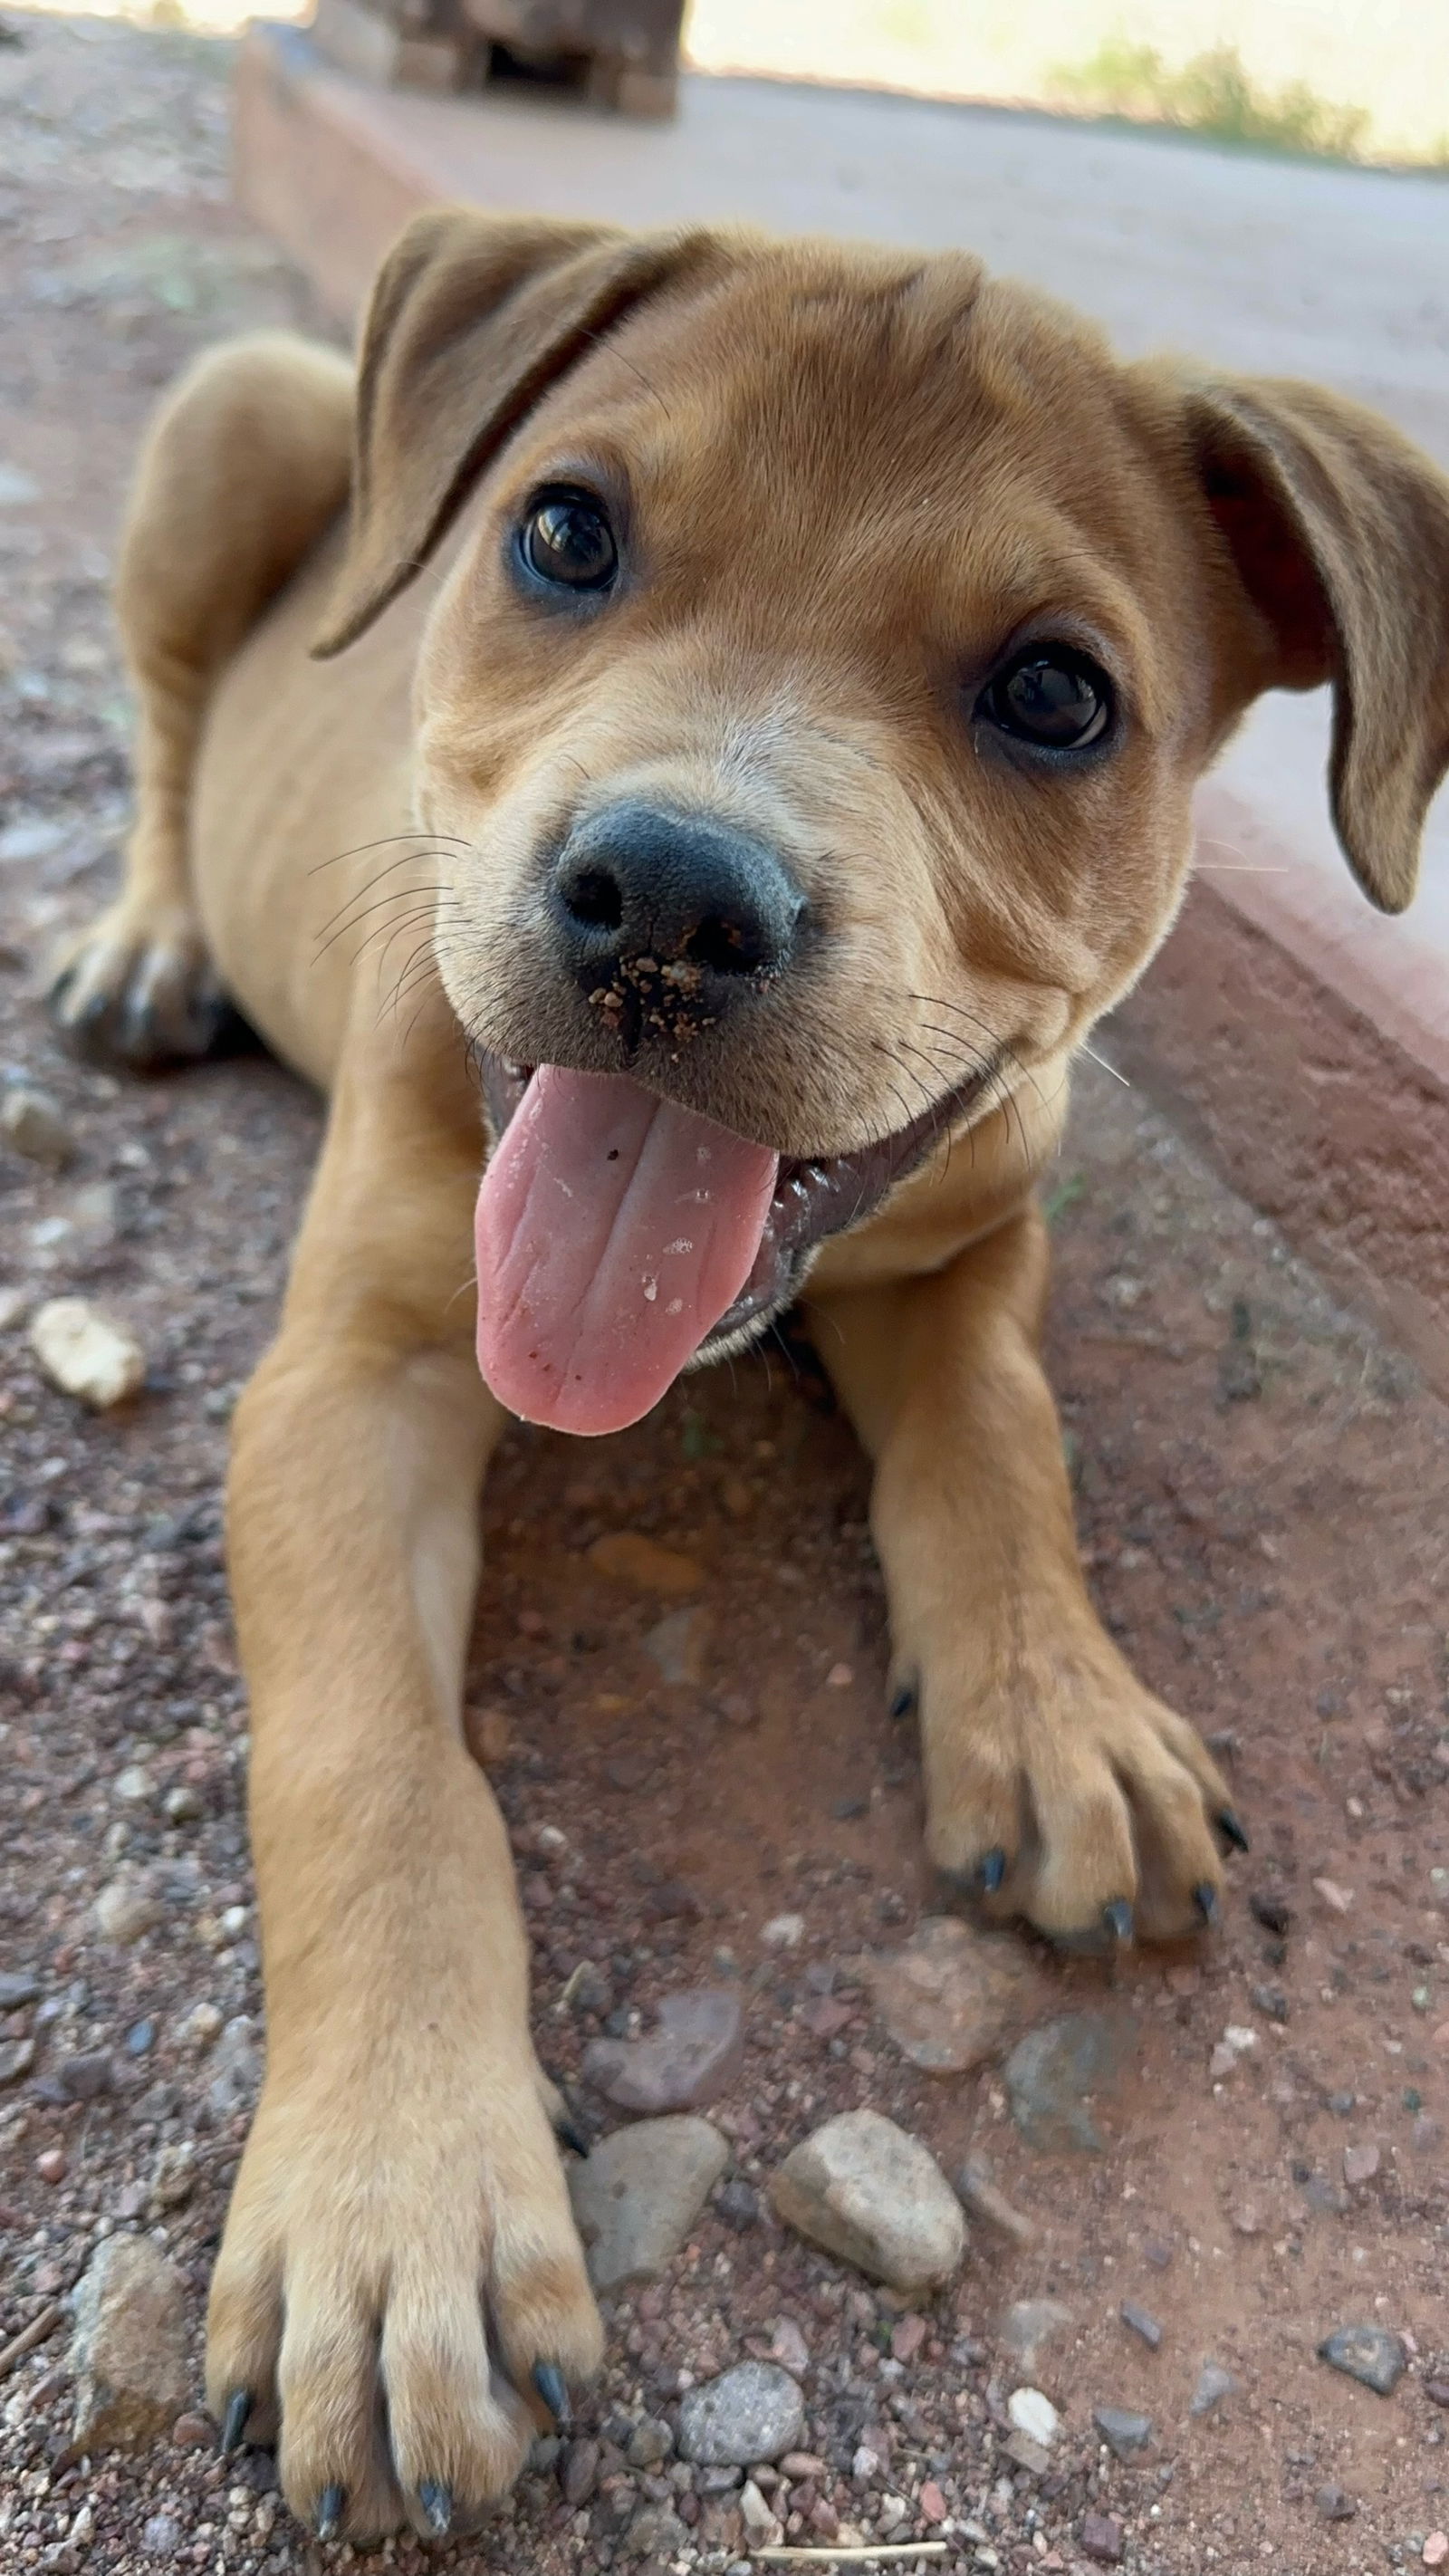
0,15,1446,2576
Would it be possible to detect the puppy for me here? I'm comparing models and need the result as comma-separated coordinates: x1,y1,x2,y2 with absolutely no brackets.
51,210,1449,2539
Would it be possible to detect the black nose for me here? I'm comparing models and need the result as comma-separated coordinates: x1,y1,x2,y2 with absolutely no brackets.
550,802,804,998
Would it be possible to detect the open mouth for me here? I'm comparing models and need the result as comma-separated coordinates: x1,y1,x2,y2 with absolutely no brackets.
473,1050,996,1437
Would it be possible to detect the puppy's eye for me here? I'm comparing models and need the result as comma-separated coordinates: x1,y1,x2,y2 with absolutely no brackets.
978,647,1113,751
519,490,619,591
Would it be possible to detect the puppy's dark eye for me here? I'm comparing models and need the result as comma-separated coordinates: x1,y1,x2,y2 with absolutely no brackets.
978,647,1113,751
519,490,618,592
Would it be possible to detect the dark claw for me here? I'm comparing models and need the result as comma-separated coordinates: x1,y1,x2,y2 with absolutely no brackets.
555,2114,590,2159
977,1848,1007,1896
219,2389,251,2457
888,1681,917,1721
1194,1882,1220,1927
417,2480,452,2538
315,2485,345,2542
1102,1898,1134,1944
1216,1806,1250,1855
532,2360,571,2428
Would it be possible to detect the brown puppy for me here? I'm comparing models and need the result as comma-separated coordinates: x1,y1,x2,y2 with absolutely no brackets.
52,212,1449,2540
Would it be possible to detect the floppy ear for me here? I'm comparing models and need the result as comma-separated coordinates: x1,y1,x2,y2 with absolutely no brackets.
1184,376,1449,913
312,206,715,659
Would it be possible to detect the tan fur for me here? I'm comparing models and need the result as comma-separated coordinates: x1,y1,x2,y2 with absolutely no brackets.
53,213,1449,2541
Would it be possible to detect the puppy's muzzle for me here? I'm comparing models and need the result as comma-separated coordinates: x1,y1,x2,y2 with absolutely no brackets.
548,800,805,1049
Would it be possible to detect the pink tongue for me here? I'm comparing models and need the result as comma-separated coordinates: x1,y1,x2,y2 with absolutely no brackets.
475,1066,778,1436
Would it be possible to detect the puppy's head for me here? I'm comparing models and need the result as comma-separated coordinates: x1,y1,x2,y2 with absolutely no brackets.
318,208,1449,1435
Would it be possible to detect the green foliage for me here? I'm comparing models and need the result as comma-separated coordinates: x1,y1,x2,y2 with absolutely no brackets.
1053,35,1371,162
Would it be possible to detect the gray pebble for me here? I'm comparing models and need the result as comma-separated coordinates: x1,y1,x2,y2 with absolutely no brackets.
0,2039,35,2085
1315,2483,1358,2521
1189,2360,1234,2417
53,2050,115,2103
570,2114,729,2291
582,1985,744,2115
714,2176,760,2231
0,1970,41,2009
139,2515,182,2558
1004,2011,1135,2153
677,2360,805,2467
620,2504,689,2558
559,2437,600,2505
626,2416,674,2469
1093,2406,1153,2459
1119,2299,1163,2350
1318,2325,1406,2396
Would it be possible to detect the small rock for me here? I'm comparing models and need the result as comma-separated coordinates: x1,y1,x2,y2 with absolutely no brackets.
771,2315,811,2374
149,2143,197,2212
139,2515,182,2558
0,2038,35,2084
762,1913,805,1951
559,2437,600,2505
1342,2141,1380,2187
1002,2427,1051,2475
170,2414,213,2449
587,1533,701,1596
1119,2299,1163,2350
69,2235,188,2450
642,1606,710,1686
867,1915,1044,2075
582,1986,743,2114
0,1970,41,2009
770,2108,965,2293
1,1083,72,1168
1249,1889,1292,1936
999,2299,1073,2375
678,2360,805,2466
29,1300,146,1409
918,2478,947,2521
1318,2324,1406,2395
53,2050,113,2103
1093,2406,1152,2459
206,2017,262,2119
626,2416,673,2468
955,2156,1038,2247
178,2001,224,2052
1189,2360,1234,2417
1312,1876,1354,1916
781,2453,827,2481
1081,2511,1125,2564
94,1875,162,1946
715,2176,760,2231
1007,2387,1059,2446
739,2477,783,2542
1315,2484,1358,2522
570,2114,729,2291
1425,2380,1449,2408
1424,2533,1448,2566
36,2147,67,2184
113,1764,152,1805
1004,2011,1134,2153
620,2503,689,2558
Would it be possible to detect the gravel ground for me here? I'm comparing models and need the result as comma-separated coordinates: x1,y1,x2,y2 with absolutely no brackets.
2,15,1448,2576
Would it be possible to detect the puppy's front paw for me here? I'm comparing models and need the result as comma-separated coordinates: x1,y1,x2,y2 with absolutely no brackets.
48,897,245,1068
206,2049,602,2542
920,1639,1240,1946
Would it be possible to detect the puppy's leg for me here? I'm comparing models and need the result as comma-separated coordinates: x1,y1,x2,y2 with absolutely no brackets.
808,1206,1234,1945
206,1010,600,2542
51,334,352,1065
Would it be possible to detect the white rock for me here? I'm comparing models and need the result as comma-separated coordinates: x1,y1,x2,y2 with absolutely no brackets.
30,1299,145,1408
762,1913,805,1950
1007,2386,1060,2446
1,1084,73,1167
149,2142,197,2212
770,2108,966,2292
112,1766,151,1805
740,2478,783,2543
94,1875,162,1946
